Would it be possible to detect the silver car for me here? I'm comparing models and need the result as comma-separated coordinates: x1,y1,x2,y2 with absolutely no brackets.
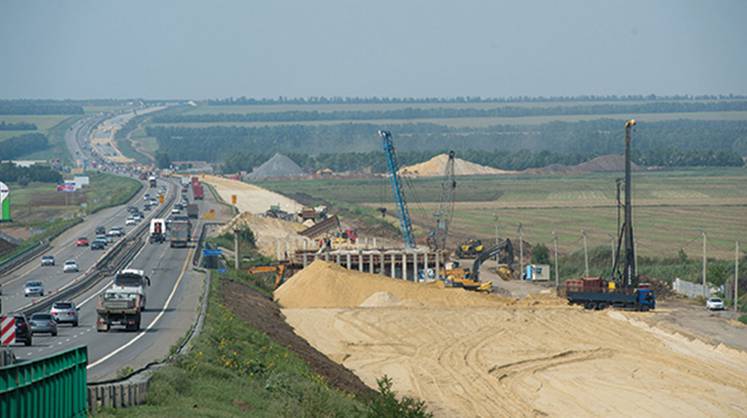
24,281,44,297
63,260,79,273
29,313,58,336
50,301,79,327
41,255,55,266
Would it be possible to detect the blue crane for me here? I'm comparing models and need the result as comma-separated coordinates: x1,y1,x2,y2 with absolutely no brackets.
378,130,416,248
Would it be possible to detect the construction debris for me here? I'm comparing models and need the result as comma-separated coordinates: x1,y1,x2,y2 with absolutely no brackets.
220,211,308,257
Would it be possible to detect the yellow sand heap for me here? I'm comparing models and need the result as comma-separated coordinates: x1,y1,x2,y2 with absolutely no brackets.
400,153,516,177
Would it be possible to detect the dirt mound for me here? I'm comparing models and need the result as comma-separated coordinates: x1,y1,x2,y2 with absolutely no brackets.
246,153,305,179
359,291,401,308
524,154,640,175
220,211,308,257
400,154,515,177
274,260,563,309
203,174,302,214
220,279,376,399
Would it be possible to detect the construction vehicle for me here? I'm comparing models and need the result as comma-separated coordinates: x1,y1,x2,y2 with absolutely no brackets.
248,263,289,289
470,239,514,283
96,269,151,332
456,239,484,258
169,219,192,248
427,151,456,251
440,262,493,292
566,120,656,311
379,130,415,248
149,218,166,243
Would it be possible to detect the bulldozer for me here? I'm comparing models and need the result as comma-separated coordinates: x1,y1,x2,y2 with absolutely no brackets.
455,239,484,258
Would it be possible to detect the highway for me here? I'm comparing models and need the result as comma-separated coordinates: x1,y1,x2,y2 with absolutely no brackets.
3,110,232,381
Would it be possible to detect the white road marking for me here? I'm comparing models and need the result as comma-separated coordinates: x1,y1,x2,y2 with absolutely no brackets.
87,245,193,370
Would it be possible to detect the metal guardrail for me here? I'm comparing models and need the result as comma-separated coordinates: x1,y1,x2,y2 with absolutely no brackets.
0,241,48,276
0,346,88,418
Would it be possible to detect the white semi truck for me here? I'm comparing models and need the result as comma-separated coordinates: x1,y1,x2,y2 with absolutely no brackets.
150,218,166,243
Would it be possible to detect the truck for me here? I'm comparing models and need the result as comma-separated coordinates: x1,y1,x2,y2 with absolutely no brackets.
565,278,655,311
186,203,199,219
149,218,166,243
169,219,192,248
148,175,157,188
192,183,204,200
96,269,151,332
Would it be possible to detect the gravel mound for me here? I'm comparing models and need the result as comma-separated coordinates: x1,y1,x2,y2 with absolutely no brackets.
400,153,515,177
246,153,305,179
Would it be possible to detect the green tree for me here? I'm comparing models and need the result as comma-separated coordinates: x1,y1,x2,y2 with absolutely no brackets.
155,151,172,169
532,243,550,264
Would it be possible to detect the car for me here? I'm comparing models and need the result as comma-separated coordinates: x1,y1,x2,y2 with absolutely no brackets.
171,208,181,215
95,226,106,235
50,301,79,327
41,255,55,266
63,260,79,273
706,297,725,311
96,233,112,244
107,227,124,237
24,281,44,297
91,239,107,250
133,212,143,221
29,313,58,336
143,204,152,211
143,193,150,201
75,237,89,247
126,217,136,226
13,314,32,346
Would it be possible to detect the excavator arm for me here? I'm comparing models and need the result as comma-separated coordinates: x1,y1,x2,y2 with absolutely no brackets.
471,239,514,281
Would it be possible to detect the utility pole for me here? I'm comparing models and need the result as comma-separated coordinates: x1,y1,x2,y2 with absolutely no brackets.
518,223,524,280
736,241,740,313
234,229,240,270
553,231,559,292
702,231,707,298
582,230,589,277
494,214,499,246
610,235,616,270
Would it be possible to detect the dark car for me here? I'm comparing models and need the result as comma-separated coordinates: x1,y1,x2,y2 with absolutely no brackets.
13,314,32,346
29,313,58,336
95,226,106,235
91,239,107,250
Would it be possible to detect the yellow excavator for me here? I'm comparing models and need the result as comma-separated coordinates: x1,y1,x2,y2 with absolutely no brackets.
443,239,514,292
455,239,484,259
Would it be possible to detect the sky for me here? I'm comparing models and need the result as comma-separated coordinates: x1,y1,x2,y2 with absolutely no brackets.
1,0,746,100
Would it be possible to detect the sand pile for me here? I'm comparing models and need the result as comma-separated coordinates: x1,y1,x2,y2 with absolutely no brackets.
202,174,302,214
399,154,515,177
524,154,640,175
220,211,307,257
274,260,563,309
246,153,305,179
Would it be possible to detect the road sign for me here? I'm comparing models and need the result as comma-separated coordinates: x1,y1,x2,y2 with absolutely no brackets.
0,181,10,222
159,194,165,204
1,316,16,346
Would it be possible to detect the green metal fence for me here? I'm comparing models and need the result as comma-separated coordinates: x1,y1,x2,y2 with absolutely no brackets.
0,346,87,418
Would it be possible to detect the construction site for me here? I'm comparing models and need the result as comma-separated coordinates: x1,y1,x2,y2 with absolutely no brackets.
201,124,747,417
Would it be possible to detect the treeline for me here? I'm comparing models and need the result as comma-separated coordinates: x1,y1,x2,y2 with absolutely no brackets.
148,119,747,163
223,148,742,174
155,101,747,124
0,121,37,130
0,100,84,115
0,133,49,160
207,94,747,106
0,162,61,183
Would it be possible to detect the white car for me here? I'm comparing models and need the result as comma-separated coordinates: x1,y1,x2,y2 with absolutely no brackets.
706,297,725,311
63,260,79,273
126,217,136,226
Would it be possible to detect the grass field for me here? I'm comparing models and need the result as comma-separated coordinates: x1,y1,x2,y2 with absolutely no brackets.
260,168,747,259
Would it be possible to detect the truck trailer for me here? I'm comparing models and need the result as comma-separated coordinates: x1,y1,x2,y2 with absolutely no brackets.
169,219,192,248
565,278,655,311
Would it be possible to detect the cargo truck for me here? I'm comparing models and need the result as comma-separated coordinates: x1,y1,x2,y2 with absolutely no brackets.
170,219,192,248
565,278,655,311
148,175,157,188
186,203,199,219
149,218,166,243
96,269,150,332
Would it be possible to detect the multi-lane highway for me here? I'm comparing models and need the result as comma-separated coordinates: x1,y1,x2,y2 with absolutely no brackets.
3,110,232,381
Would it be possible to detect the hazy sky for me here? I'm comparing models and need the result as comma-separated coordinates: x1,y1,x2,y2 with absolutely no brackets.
1,0,746,99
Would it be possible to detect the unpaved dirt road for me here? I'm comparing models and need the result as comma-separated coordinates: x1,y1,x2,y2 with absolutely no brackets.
278,262,747,417
202,175,302,214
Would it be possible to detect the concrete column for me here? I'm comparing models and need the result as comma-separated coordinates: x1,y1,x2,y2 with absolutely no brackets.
303,253,307,268
390,253,396,278
379,251,385,275
347,253,352,270
359,252,364,272
424,251,429,278
402,252,408,281
435,251,441,279
369,253,375,273
336,253,341,265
